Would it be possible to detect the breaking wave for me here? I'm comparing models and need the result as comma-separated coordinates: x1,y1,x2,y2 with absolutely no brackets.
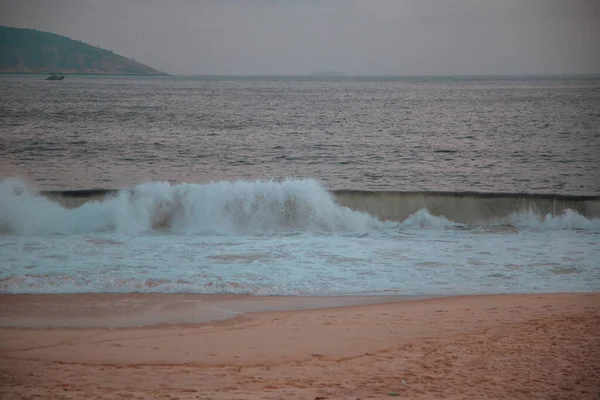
498,209,600,231
1,178,599,236
0,178,383,235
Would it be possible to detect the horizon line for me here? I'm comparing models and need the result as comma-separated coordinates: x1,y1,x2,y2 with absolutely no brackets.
2,72,599,78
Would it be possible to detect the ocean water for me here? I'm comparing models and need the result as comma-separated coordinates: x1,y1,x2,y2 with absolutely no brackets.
1,75,599,295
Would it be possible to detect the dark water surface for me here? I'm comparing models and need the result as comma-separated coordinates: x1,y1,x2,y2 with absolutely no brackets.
2,75,599,194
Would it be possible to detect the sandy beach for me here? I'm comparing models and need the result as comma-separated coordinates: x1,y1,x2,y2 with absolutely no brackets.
0,293,599,399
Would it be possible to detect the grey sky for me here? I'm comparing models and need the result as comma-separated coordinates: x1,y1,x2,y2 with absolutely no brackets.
1,0,599,75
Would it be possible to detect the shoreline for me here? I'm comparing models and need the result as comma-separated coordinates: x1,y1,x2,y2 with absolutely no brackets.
0,292,596,328
1,293,599,398
0,293,429,329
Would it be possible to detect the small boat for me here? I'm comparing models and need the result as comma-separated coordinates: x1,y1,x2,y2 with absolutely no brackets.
46,73,65,81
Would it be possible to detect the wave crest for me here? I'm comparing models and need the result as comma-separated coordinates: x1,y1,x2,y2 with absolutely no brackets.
0,179,381,235
500,209,600,231
1,179,599,236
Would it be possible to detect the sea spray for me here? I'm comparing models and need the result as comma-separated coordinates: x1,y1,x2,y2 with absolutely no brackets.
0,179,383,235
2,178,599,236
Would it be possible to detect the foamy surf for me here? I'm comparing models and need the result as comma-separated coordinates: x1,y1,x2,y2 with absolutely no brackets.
1,179,599,236
499,209,600,231
1,179,383,235
1,178,599,296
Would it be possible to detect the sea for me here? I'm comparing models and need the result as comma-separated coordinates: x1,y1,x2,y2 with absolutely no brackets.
1,74,599,296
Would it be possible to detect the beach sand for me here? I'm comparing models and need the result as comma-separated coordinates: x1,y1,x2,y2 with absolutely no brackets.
0,293,599,399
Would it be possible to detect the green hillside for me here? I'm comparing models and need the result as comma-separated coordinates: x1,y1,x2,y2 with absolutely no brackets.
0,26,167,75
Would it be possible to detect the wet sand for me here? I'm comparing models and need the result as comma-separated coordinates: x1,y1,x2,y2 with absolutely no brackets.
0,293,599,399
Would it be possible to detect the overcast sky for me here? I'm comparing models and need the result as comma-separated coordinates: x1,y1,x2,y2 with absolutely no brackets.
1,0,599,75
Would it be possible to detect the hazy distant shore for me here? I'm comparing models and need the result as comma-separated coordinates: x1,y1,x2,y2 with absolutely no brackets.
3,72,599,79
0,71,169,76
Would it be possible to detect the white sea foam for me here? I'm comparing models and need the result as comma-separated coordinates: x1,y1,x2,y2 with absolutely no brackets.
400,209,457,229
499,208,600,231
0,179,382,235
2,179,599,236
1,179,599,296
1,225,598,295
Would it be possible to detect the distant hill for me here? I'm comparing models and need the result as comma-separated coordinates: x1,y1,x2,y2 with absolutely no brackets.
0,26,167,75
